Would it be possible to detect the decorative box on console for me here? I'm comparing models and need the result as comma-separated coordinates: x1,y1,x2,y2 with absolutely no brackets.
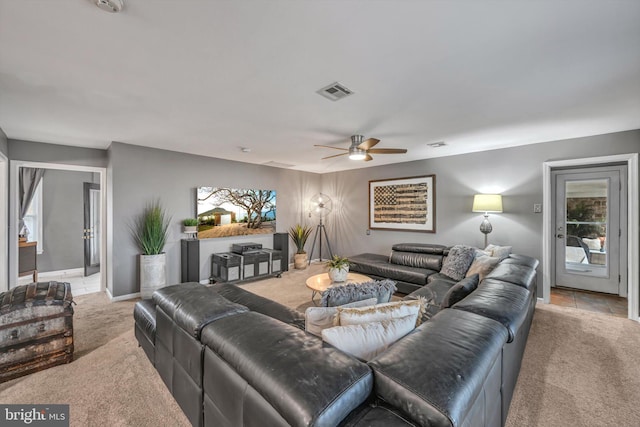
231,242,262,254
211,252,242,282
0,282,74,383
260,249,283,276
242,251,270,280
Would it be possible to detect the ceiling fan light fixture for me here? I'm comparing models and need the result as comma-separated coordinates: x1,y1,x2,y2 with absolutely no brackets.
348,147,366,160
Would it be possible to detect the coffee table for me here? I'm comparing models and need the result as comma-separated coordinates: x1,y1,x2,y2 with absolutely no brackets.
305,272,371,305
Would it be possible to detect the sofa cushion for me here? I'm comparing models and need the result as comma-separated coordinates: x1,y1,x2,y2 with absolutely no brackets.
439,245,476,281
389,250,443,271
453,280,532,343
320,279,397,307
391,243,448,254
322,315,417,361
426,273,457,285
502,254,540,269
403,279,454,322
133,299,157,342
201,311,373,427
211,282,305,329
153,283,249,339
349,254,434,286
368,309,508,427
485,263,537,291
441,274,480,308
305,298,377,337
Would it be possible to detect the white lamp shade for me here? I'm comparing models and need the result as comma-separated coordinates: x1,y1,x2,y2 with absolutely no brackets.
472,194,503,213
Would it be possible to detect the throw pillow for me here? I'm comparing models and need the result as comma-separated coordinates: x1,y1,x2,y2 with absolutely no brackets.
321,315,416,361
439,245,476,280
582,237,601,251
336,299,424,327
441,274,480,308
465,255,501,281
305,298,377,337
319,279,397,307
484,244,512,260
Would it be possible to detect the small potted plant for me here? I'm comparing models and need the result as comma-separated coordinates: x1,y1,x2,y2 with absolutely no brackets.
288,224,312,269
183,218,198,234
326,255,350,282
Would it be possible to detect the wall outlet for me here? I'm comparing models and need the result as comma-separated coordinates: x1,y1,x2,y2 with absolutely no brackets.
533,203,542,213
366,229,371,235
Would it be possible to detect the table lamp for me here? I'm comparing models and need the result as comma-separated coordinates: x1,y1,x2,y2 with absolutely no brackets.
472,194,503,248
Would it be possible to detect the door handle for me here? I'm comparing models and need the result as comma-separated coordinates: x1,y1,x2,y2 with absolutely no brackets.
557,234,564,239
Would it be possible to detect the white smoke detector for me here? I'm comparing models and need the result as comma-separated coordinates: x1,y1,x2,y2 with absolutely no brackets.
95,0,124,13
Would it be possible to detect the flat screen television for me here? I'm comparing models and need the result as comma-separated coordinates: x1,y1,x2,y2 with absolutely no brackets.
196,186,276,239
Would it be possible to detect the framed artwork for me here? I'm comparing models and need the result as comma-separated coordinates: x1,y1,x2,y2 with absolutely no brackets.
369,175,436,232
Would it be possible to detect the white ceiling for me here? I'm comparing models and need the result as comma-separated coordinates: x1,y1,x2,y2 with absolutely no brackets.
1,0,639,174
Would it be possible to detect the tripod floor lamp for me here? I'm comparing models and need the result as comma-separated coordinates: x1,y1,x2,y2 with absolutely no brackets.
472,194,503,248
308,193,334,264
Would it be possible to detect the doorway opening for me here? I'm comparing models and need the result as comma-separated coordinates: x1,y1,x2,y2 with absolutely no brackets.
542,154,639,321
10,161,107,297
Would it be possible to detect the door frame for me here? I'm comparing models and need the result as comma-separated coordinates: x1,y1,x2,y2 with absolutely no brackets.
9,161,108,294
0,152,8,292
542,153,639,321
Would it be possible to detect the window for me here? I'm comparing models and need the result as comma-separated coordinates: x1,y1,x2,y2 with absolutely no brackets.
23,179,43,254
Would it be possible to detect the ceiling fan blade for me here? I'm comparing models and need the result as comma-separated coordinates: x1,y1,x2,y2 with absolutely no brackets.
367,148,408,154
358,138,380,150
314,144,348,151
364,154,373,162
322,152,349,160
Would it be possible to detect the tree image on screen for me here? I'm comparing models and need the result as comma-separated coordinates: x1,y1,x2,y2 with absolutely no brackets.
197,187,276,239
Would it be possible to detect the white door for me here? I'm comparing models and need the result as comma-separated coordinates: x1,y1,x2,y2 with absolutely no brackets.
553,165,627,295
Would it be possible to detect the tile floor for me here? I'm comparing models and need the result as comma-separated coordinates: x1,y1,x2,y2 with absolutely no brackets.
550,287,628,318
18,270,101,296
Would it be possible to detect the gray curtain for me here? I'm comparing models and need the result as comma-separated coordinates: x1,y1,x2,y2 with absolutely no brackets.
19,167,45,236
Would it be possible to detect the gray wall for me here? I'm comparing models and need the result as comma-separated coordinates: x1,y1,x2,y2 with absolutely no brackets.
322,130,640,298
38,169,95,272
109,142,321,297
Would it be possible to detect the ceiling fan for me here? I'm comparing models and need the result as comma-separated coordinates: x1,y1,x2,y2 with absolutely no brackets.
315,135,407,161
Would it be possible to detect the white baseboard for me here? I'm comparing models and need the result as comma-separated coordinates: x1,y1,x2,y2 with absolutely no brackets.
38,268,84,278
537,297,545,303
106,288,140,302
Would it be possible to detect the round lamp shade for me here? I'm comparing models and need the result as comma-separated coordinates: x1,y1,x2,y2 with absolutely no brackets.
309,193,332,217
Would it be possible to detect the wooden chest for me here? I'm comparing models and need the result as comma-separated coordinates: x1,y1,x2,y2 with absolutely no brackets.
0,282,74,383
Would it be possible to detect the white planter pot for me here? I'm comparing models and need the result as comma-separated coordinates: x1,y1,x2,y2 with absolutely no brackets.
329,266,349,282
183,225,197,234
140,253,167,299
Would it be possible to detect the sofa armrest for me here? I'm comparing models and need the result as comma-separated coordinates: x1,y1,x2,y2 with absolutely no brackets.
369,309,508,427
153,283,248,339
201,311,373,427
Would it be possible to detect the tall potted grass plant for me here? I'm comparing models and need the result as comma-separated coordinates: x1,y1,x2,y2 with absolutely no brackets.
132,200,172,298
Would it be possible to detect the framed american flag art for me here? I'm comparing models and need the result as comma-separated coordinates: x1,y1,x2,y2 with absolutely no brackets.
368,175,436,232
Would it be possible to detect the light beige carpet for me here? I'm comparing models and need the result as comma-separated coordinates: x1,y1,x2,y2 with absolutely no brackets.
1,266,638,427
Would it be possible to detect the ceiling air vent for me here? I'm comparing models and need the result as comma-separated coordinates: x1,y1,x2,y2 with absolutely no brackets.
317,82,354,101
262,161,295,169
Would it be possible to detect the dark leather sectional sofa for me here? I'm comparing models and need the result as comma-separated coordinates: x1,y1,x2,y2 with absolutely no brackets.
134,243,538,427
